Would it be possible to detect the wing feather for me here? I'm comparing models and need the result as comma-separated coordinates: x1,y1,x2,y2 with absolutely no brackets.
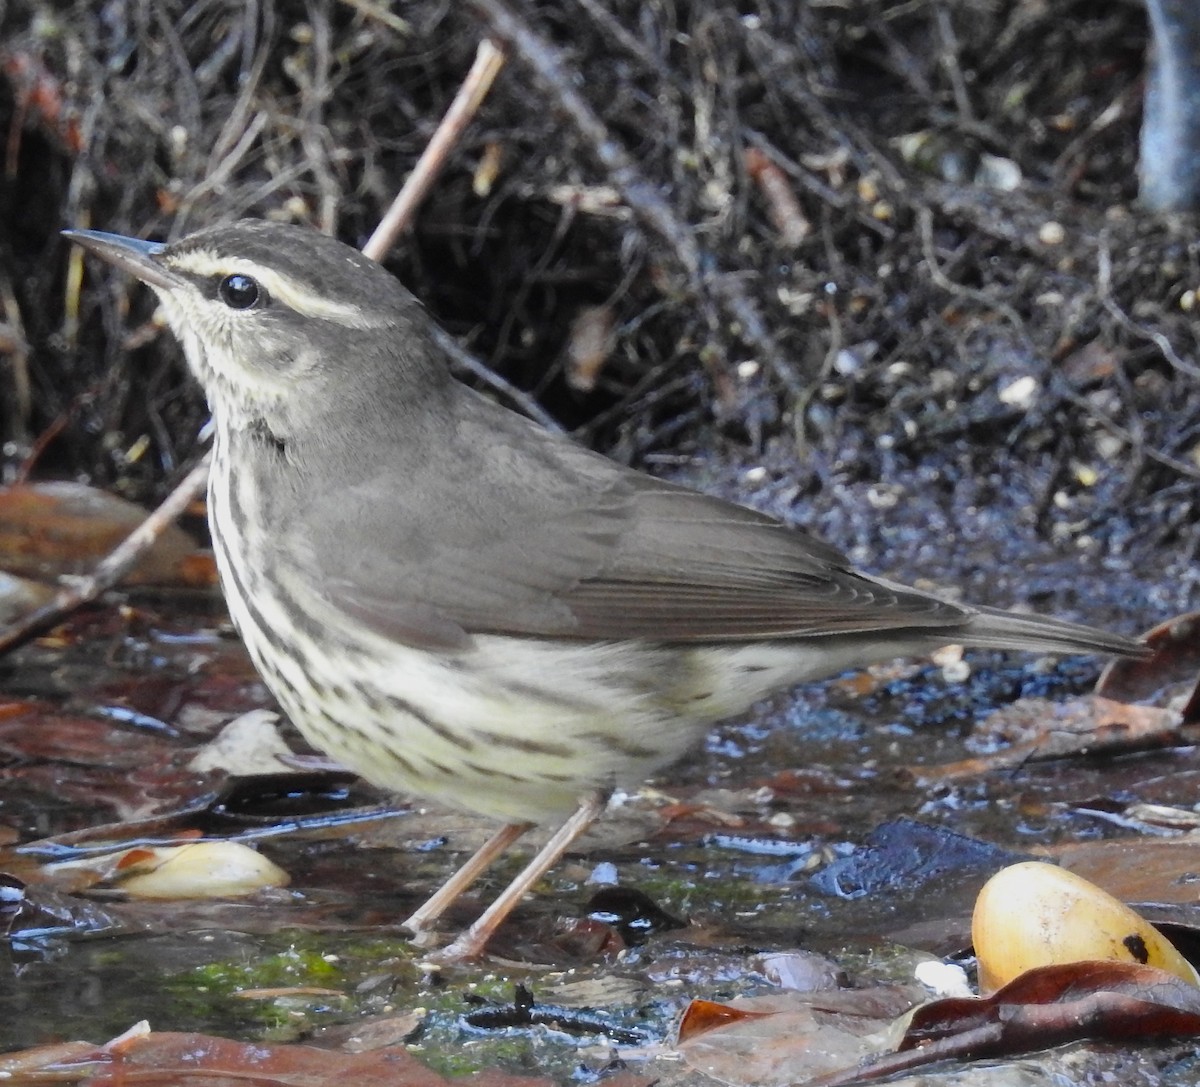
284,390,971,648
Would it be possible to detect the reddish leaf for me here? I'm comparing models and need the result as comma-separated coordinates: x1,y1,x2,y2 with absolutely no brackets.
678,997,776,1041
0,482,206,586
0,709,171,768
3,1029,561,1086
1056,838,1200,905
1098,610,1200,711
675,989,920,1085
807,962,1200,1087
902,960,1200,1051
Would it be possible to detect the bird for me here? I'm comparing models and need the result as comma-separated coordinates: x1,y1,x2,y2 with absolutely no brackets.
64,220,1147,962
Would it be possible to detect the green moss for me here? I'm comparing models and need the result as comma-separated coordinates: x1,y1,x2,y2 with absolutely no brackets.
186,945,337,991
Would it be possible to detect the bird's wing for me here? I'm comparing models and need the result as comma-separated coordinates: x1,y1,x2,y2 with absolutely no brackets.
284,393,970,650
549,485,969,640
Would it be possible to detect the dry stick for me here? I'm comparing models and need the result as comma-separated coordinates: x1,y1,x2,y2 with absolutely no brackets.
0,457,211,655
471,0,806,395
365,39,506,262
362,38,560,431
0,42,511,658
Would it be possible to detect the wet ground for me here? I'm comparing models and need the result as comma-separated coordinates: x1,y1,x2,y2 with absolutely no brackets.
1,456,1197,1084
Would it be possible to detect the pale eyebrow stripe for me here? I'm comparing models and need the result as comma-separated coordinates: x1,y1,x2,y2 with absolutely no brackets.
166,250,389,329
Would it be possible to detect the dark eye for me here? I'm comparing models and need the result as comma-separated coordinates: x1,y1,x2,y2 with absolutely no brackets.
218,273,264,310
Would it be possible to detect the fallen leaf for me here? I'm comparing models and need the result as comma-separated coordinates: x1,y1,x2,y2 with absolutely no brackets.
112,841,290,899
0,1026,562,1086
1098,611,1200,707
811,962,1200,1087
675,988,918,1087
0,481,207,586
914,696,1188,782
187,709,295,775
905,960,1200,1049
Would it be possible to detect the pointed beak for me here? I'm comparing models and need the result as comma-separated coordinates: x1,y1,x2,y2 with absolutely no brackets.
62,229,185,292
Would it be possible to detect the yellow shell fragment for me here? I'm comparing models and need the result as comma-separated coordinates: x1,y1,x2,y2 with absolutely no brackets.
116,842,290,899
972,860,1200,992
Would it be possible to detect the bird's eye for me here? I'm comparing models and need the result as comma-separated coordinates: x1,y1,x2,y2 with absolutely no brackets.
218,273,264,310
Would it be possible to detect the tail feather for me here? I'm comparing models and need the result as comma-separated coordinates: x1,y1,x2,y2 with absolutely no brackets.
962,605,1148,658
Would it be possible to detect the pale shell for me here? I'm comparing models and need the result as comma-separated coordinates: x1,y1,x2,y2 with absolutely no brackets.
972,860,1199,992
116,842,290,899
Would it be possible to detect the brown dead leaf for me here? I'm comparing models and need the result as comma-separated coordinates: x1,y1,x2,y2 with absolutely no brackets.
904,960,1200,1049
0,708,170,768
675,988,919,1087
0,481,205,587
0,1028,561,1087
1098,610,1200,710
809,962,1200,1087
678,998,776,1041
914,696,1188,782
1053,838,1200,906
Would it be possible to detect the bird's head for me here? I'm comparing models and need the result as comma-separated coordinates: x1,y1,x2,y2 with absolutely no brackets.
65,220,439,435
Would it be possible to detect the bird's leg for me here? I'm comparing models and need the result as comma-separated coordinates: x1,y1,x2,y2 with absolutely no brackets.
402,821,532,941
425,791,608,964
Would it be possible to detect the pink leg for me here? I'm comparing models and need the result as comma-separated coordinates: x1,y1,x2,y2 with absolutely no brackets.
426,792,607,964
402,821,531,938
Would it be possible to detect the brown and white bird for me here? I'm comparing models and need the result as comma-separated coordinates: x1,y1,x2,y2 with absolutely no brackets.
65,220,1146,961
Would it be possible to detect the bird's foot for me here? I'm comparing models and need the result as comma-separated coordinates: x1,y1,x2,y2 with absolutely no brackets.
415,927,493,967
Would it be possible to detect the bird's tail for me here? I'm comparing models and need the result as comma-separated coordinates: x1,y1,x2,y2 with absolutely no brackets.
961,605,1148,658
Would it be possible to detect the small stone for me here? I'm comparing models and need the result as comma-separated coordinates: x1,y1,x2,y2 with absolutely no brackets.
866,484,901,510
998,374,1039,409
1038,221,1066,246
976,154,1021,191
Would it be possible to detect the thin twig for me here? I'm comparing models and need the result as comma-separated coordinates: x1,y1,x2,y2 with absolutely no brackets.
472,0,702,276
365,39,506,261
336,0,410,36
432,325,563,432
1052,380,1200,482
934,6,974,123
361,36,559,425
